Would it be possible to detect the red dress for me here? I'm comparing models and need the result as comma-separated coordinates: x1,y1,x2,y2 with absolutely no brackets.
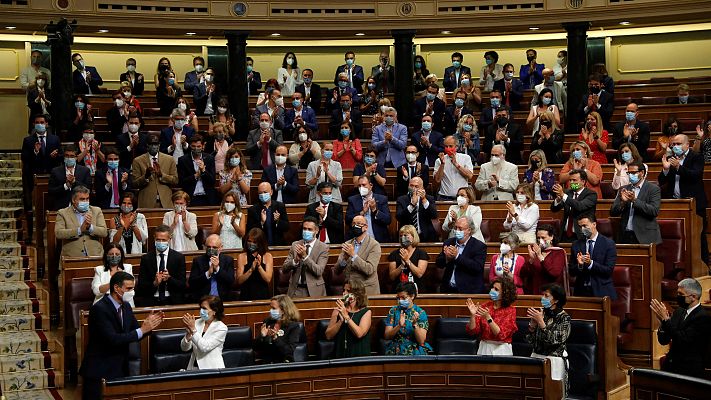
524,247,567,294
578,129,609,164
465,301,518,343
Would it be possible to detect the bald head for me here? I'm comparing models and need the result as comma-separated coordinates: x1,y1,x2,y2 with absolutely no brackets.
409,177,424,191
205,234,222,249
542,68,554,78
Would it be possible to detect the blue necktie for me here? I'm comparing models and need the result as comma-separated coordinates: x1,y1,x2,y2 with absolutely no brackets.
587,240,594,256
209,275,219,296
265,207,274,245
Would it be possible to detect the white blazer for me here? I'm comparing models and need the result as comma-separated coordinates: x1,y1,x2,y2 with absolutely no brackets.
91,264,135,307
180,319,228,370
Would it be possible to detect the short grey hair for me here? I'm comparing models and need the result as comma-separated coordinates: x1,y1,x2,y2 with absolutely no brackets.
492,144,507,156
383,106,397,116
678,278,702,298
170,108,186,119
72,185,90,199
457,216,476,231
501,231,520,248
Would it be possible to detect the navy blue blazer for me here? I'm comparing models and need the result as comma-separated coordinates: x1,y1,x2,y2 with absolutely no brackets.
261,164,299,205
183,70,201,94
116,131,148,168
395,194,438,243
284,106,318,140
160,126,195,155
47,164,92,211
493,79,525,110
569,234,617,299
411,129,444,167
444,105,473,135
436,236,487,294
295,83,322,114
120,72,145,95
329,108,363,139
577,90,615,131
189,253,236,302
413,97,447,133
519,63,545,89
177,153,217,203
334,64,365,93
21,133,62,177
73,66,103,94
248,70,262,95
395,162,430,198
326,86,360,114
192,84,220,116
443,65,472,92
345,193,391,243
94,166,132,210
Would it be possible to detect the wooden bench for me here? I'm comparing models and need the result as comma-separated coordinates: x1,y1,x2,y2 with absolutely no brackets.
629,367,711,399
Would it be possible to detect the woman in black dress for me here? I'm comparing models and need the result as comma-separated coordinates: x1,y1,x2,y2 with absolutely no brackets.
254,294,301,363
236,228,273,301
387,225,430,293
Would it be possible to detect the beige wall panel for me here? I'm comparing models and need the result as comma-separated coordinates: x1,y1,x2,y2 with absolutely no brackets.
0,94,29,148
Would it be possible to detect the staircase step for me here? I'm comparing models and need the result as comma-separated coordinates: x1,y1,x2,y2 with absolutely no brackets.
3,389,62,400
0,368,55,392
0,159,21,169
0,269,25,282
0,168,21,178
0,314,37,333
0,352,46,373
0,256,23,270
0,242,21,256
0,198,23,208
0,229,18,243
0,299,34,315
0,282,32,300
0,177,22,189
0,153,21,160
0,218,18,231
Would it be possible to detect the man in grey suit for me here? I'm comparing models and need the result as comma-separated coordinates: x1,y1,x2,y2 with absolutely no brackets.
245,112,284,171
610,162,662,244
283,217,329,298
55,185,107,259
336,215,381,295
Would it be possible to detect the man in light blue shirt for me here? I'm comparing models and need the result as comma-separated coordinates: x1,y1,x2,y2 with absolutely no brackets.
372,107,407,168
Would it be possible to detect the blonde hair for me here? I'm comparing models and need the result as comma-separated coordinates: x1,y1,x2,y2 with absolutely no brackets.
528,149,548,170
515,183,535,205
272,294,300,325
569,140,592,161
398,225,420,247
539,110,559,131
585,111,603,132
377,97,392,109
457,186,476,204
456,114,478,134
212,121,226,136
220,191,242,214
171,190,190,205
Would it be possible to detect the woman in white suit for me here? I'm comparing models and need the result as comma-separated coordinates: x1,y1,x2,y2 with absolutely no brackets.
162,191,198,251
181,295,228,370
91,243,134,306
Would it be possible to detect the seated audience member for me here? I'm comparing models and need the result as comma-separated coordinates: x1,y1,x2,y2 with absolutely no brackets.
305,182,344,245
108,192,147,255
504,184,539,245
346,176,391,243
210,122,230,174
444,88,473,135
284,91,317,140
485,107,523,164
295,68,321,114
325,278,372,357
120,58,144,95
21,50,51,91
333,121,363,169
178,134,217,206
551,169,598,242
578,111,609,164
569,215,617,299
328,75,360,117
611,162,662,245
442,186,484,242
306,142,344,203
336,215,382,295
559,141,603,198
289,125,321,169
353,146,387,196
283,217,329,298
55,185,107,259
246,112,284,170
135,224,187,306
437,217,487,294
247,182,290,246
183,56,205,94
612,143,643,190
591,63,614,95
27,73,52,123
554,50,568,87
180,295,228,370
106,91,130,139
526,284,571,398
413,55,430,93
694,119,711,162
520,49,544,90
193,67,220,116
384,282,433,355
72,53,103,94
360,76,384,115
475,145,519,201
434,136,474,200
490,232,527,294
132,134,178,209
494,64,524,111
372,107,408,168
237,228,274,301
453,114,480,164
92,244,133,306
411,115,444,169
176,96,200,131
211,192,246,250
189,235,235,302
480,89,504,131
48,145,92,211
219,146,252,207
371,50,395,93
208,98,235,141
666,83,701,104
526,224,567,294
527,88,561,134
443,52,471,92
116,113,148,168
156,70,182,116
277,52,303,97
651,278,711,378
162,191,198,251
396,177,437,243
524,150,556,200
530,110,564,165
388,225,429,291
254,295,301,363
479,50,504,91
256,79,280,107
253,88,286,131
262,145,299,204
531,69,566,117
68,94,94,143
246,57,262,95
334,50,365,92
413,83,446,132
577,73,614,131
160,109,194,160
77,123,105,176
397,145,429,197
466,277,518,355
612,103,650,161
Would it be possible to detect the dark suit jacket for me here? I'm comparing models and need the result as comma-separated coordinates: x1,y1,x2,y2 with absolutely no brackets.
325,87,360,114
47,164,92,211
371,65,395,93
248,70,262,95
334,64,365,93
159,126,195,155
436,236,487,294
193,85,221,116
116,131,148,168
21,133,61,177
530,129,565,164
73,66,103,94
94,166,132,209
305,200,344,244
120,72,145,95
284,106,318,140
519,63,545,89
79,295,140,380
246,200,290,246
493,79,524,111
658,305,711,378
396,163,430,198
550,188,598,241
245,128,283,171
295,83,322,114
189,253,236,301
413,97,446,133
577,90,614,131
657,150,707,215
612,121,651,160
156,84,182,116
106,107,129,138
345,193,391,243
261,164,299,205
665,96,701,104
26,88,52,118
610,180,662,244
183,70,201,94
177,153,217,204
443,65,472,92
569,234,617,299
444,105,473,135
329,108,363,139
484,122,523,164
135,249,187,305
411,129,444,167
479,106,499,132
395,194,438,243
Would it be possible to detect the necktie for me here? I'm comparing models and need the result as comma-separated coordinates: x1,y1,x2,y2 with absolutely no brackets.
319,205,327,242
261,135,270,168
587,239,594,256
39,136,46,154
159,253,166,300
209,269,219,296
566,192,579,238
265,207,274,244
117,305,124,329
300,244,311,284
411,204,419,232
112,169,120,206
411,166,416,180
505,82,511,106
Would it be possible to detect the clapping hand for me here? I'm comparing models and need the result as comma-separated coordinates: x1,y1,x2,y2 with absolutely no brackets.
140,310,164,334
81,212,93,232
294,242,307,260
650,299,670,321
342,242,355,257
274,210,281,221
182,312,196,333
466,298,480,316
552,183,564,199
505,201,516,216
443,245,457,261
526,307,545,328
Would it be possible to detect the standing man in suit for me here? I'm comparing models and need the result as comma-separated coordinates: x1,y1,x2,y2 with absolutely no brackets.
178,134,216,206
80,271,163,400
443,52,472,92
284,91,318,140
72,53,103,95
480,89,503,132
132,133,178,209
371,50,395,93
577,73,614,132
474,145,520,201
493,64,525,111
651,278,711,378
120,58,144,95
551,169,598,242
21,114,61,209
612,103,650,161
94,147,131,210
136,224,187,306
329,91,363,138
334,51,365,94
295,68,321,114
413,83,446,132
247,182,290,246
246,57,262,95
610,162,662,244
396,177,437,243
305,182,344,244
519,49,545,90
436,216,487,294
483,107,523,164
189,234,235,302
411,115,444,169
252,88,286,131
116,113,148,168
184,56,206,95
283,217,329,298
569,215,617,299
346,176,391,243
48,145,92,211
246,112,284,171
55,185,107,260
396,145,429,197
444,89,473,135
262,145,299,204
336,215,382,295
372,107,407,169
160,109,195,159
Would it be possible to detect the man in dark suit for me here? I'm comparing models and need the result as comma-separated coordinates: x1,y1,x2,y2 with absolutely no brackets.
192,67,220,116
72,53,103,94
577,73,615,131
396,145,430,197
651,278,711,378
295,68,322,114
411,115,444,169
610,162,662,245
94,147,131,210
329,92,363,139
334,51,365,94
247,57,262,95
665,84,701,104
245,113,284,171
189,234,235,302
484,107,523,164
326,74,360,114
305,182,344,244
116,113,148,168
493,64,524,111
183,56,205,95
479,89,503,133
436,216,487,294
345,176,391,243
413,83,446,132
612,103,650,160
48,145,92,211
177,134,217,206
119,58,144,95
444,89,473,135
569,215,617,299
247,182,290,246
371,51,395,93
396,177,437,243
21,114,61,209
443,52,472,92
550,169,598,242
80,271,163,400
262,145,299,204
160,109,195,155
135,225,187,306
284,91,318,140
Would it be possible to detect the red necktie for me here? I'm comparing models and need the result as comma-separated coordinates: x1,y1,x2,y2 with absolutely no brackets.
319,205,327,241
566,192,579,237
505,82,511,106
261,135,269,168
112,169,120,206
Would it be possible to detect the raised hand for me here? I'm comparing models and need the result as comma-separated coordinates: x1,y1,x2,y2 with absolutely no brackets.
466,298,479,316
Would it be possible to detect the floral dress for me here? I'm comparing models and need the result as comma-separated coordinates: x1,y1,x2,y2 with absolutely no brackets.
384,304,432,355
219,168,252,207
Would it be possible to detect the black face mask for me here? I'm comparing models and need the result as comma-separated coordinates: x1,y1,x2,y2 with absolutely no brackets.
527,55,535,62
350,225,363,238
159,64,170,71
677,294,690,309
540,120,553,129
590,86,601,94
496,117,508,128
531,160,540,169
148,145,159,156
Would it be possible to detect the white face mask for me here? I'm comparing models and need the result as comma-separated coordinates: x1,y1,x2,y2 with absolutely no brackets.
275,97,284,107
358,186,370,197
224,202,236,212
128,124,139,133
491,156,501,165
177,103,187,111
516,194,527,204
456,195,468,207
500,243,512,255
115,99,124,108
286,57,294,66
36,79,45,87
121,289,135,304
275,155,287,165
406,153,417,163
298,133,308,142
217,107,228,114
259,121,271,130
123,91,131,98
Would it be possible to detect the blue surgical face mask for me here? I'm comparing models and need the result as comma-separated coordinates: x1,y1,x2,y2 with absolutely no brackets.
230,157,240,167
490,98,501,108
573,150,583,160
367,83,376,90
398,299,410,309
454,98,465,108
75,101,85,110
76,201,90,213
421,121,432,131
303,77,312,84
489,290,500,301
246,65,253,73
621,152,632,162
426,93,436,101
302,230,314,242
672,145,684,156
64,158,76,168
168,78,176,86
345,58,354,66
364,156,375,164
485,58,493,65
628,173,640,184
155,241,169,253
199,308,210,322
625,111,636,121
504,72,513,80
542,97,552,105
385,116,394,125
463,124,473,132
452,60,461,68
258,192,271,203
107,160,119,170
414,62,422,69
460,79,470,86
323,150,333,160
292,99,301,108
270,308,281,320
340,128,350,137
35,123,46,133
454,229,465,240
321,194,332,204
679,95,689,103
541,297,552,309
338,81,348,88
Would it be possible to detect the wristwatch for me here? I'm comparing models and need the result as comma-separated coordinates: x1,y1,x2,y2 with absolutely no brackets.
487,318,493,324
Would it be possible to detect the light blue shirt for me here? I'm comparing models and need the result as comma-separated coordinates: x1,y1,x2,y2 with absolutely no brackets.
108,293,143,340
449,237,469,287
625,182,643,231
74,207,94,237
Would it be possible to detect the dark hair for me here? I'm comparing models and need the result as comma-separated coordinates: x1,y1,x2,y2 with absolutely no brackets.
558,50,568,57
303,68,313,75
502,63,514,71
109,271,134,294
126,57,136,64
281,52,298,69
193,56,205,65
427,82,439,91
302,216,319,229
103,146,120,157
484,51,499,62
155,224,172,236
451,52,463,60
492,277,517,307
71,52,82,60
246,56,254,63
33,114,47,123
628,161,646,173
120,191,137,210
577,213,596,223
339,92,352,101
63,144,78,154
588,73,603,84
526,49,537,57
81,121,95,132
568,168,587,182
73,94,89,104
127,111,141,121
395,282,417,298
490,89,502,97
339,120,356,141
414,55,427,70
246,227,269,255
175,96,192,112
189,134,204,145
592,63,608,76
344,50,355,58
536,224,558,245
147,133,160,145
103,243,126,272
537,88,553,104
317,181,334,192
200,295,224,320
663,116,681,136
264,78,280,92
541,283,567,308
